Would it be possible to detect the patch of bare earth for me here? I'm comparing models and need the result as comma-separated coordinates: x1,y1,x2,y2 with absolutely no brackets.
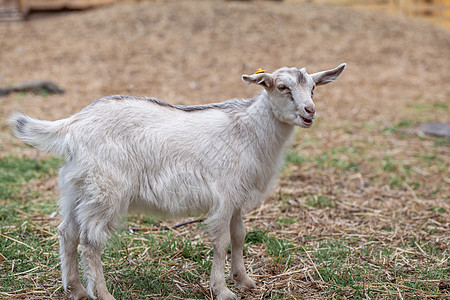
0,0,448,299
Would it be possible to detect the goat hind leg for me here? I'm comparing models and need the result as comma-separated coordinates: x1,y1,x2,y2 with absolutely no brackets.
78,203,120,300
58,216,89,300
80,236,115,300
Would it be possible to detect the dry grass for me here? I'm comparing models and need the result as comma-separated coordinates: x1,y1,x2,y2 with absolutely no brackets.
0,0,449,299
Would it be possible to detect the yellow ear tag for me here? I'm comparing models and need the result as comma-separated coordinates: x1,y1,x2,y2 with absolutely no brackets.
254,68,266,74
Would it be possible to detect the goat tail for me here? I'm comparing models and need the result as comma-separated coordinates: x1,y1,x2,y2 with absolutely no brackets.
9,112,70,156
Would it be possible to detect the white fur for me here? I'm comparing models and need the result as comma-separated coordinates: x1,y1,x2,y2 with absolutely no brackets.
9,63,345,300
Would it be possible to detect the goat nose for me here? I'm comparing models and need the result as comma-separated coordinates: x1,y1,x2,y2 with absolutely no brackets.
305,106,315,115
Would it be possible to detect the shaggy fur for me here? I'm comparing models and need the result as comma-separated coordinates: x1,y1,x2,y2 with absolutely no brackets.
9,63,345,300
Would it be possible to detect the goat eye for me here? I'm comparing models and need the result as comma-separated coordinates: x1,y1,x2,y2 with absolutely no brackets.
278,85,287,92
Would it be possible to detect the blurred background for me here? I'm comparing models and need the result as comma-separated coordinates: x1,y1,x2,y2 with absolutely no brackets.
1,0,449,156
1,0,450,26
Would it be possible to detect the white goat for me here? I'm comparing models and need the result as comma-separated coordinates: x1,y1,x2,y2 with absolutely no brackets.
9,63,345,300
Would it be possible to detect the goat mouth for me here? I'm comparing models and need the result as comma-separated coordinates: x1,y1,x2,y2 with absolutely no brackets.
301,116,313,126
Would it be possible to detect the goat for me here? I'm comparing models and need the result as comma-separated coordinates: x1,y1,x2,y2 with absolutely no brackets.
9,63,345,300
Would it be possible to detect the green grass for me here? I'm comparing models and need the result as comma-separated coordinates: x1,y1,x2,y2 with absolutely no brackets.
103,231,211,298
407,102,449,111
285,146,361,173
277,216,297,226
0,155,61,201
284,150,305,166
246,227,296,265
306,195,335,208
313,238,449,299
383,119,415,134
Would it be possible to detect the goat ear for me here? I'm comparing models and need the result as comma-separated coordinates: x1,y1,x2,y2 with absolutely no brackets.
241,73,274,89
311,63,346,86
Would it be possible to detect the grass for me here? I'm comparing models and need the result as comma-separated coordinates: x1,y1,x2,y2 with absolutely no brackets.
306,195,336,208
0,155,61,201
313,238,448,299
1,121,449,300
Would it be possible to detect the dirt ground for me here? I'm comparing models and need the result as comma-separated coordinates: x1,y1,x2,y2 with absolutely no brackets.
0,0,449,299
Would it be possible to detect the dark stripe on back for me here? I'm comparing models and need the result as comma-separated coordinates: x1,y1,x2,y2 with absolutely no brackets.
90,94,255,113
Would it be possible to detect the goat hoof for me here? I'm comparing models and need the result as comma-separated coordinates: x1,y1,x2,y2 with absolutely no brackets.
233,274,256,291
215,288,238,300
97,292,116,300
69,287,89,300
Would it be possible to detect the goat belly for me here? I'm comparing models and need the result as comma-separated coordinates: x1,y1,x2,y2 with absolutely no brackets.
128,169,215,217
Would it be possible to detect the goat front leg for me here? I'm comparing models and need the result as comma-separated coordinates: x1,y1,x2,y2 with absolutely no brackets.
230,211,256,291
209,214,237,300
